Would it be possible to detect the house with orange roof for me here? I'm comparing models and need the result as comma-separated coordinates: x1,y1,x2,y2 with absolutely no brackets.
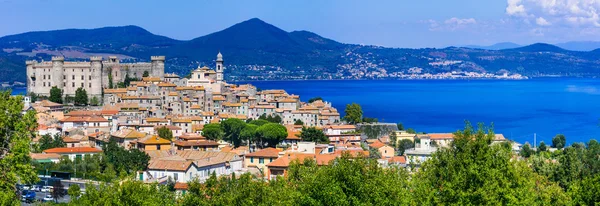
244,147,281,171
30,153,61,163
63,134,89,148
111,128,147,148
266,153,338,180
43,147,102,161
60,115,110,134
369,140,395,158
281,125,302,145
136,135,172,151
173,140,219,151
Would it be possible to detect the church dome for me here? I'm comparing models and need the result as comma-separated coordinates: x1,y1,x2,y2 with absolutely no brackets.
217,52,223,61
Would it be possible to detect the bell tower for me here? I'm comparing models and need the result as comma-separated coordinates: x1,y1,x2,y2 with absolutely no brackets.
216,52,224,83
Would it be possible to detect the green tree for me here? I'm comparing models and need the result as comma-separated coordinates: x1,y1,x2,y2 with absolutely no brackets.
157,126,173,141
52,180,67,202
397,122,404,130
308,96,322,103
389,132,398,147
90,96,100,106
294,119,304,125
49,86,63,104
0,91,38,205
222,118,247,147
108,70,114,89
143,70,150,77
74,181,176,206
240,124,258,147
28,92,38,102
552,134,566,149
52,133,66,148
362,117,378,123
68,184,81,199
256,123,287,148
520,143,534,158
412,122,568,205
74,87,88,106
397,139,415,155
202,123,224,141
406,128,417,134
39,134,54,151
299,127,329,144
249,119,270,126
344,103,363,124
538,141,548,152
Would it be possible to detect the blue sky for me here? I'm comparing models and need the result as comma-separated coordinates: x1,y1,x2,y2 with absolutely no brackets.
2,0,600,48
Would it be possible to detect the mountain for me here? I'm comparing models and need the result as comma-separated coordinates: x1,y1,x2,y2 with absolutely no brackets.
2,18,600,84
463,42,521,50
555,41,600,51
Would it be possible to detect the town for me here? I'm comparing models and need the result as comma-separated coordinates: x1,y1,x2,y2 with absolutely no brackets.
8,53,592,204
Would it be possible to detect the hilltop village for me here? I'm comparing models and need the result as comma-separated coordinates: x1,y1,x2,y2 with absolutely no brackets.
24,53,511,195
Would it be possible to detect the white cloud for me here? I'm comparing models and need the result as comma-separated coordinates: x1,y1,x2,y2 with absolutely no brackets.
536,17,551,26
444,17,477,25
429,17,477,31
507,0,600,27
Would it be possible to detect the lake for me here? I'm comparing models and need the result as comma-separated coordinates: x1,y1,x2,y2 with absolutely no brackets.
11,79,600,145
239,78,600,145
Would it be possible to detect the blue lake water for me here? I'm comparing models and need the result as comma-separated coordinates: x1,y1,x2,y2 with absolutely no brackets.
11,79,600,145
239,78,600,145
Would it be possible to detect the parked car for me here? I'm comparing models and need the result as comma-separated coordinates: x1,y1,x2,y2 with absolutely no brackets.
22,185,31,190
31,185,42,192
21,190,36,203
41,186,53,193
42,195,54,202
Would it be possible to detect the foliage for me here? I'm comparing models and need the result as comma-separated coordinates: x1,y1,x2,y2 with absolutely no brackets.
258,114,282,124
255,123,287,148
123,73,139,88
406,128,416,134
202,123,224,141
362,117,378,123
360,124,396,139
108,69,114,89
0,90,38,205
49,86,63,104
52,180,67,202
299,127,329,144
307,96,322,103
397,122,404,130
520,143,534,158
539,141,548,152
90,96,100,106
103,138,150,176
411,122,569,205
143,71,150,77
157,126,173,141
74,87,88,106
240,124,258,146
221,118,246,147
293,119,303,125
553,134,566,149
68,184,81,199
343,103,363,124
397,139,415,155
72,180,176,206
248,119,270,126
389,132,398,147
28,92,38,102
368,147,381,159
39,133,66,151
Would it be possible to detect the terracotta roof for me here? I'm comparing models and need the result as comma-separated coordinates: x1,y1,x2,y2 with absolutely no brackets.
213,96,225,101
39,100,63,107
154,125,182,131
245,148,280,158
428,133,454,140
142,77,161,82
387,156,407,164
104,88,127,94
178,133,205,141
267,153,337,167
44,147,102,154
111,128,146,139
30,153,61,160
138,136,171,145
174,182,188,190
60,115,108,123
173,140,219,147
145,118,168,123
369,141,386,149
148,160,193,172
325,125,356,130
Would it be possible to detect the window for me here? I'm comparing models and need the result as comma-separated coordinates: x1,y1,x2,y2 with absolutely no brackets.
250,157,254,163
81,83,84,88
174,173,178,181
63,82,66,87
43,82,45,87
270,158,273,162
72,75,75,80
63,75,66,80
81,75,84,80
89,76,91,80
157,145,161,150
89,83,91,88
259,158,264,164
72,82,75,87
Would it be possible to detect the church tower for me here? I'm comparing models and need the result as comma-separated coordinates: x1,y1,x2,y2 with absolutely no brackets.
216,52,224,83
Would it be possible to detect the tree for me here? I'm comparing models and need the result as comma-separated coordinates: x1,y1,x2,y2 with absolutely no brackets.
308,96,322,103
90,96,100,106
368,147,381,159
397,139,415,155
52,180,66,202
397,122,404,130
221,118,247,147
28,92,38,102
299,127,328,144
538,141,548,152
412,122,568,205
362,117,378,123
108,70,114,89
344,103,363,124
256,123,287,148
249,119,270,126
74,87,88,106
0,91,38,205
552,134,566,149
259,114,282,123
74,181,176,205
52,133,66,148
39,134,54,151
124,73,132,87
157,126,173,141
68,184,81,199
49,86,63,104
240,124,258,147
294,119,304,125
143,71,150,77
406,128,416,134
202,123,224,141
520,143,534,158
389,132,398,147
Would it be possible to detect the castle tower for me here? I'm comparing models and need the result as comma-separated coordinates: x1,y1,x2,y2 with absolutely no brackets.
51,56,65,90
216,52,224,83
151,56,165,78
26,60,37,94
90,56,103,97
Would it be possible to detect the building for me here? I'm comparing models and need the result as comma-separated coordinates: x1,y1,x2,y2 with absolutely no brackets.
136,135,172,151
244,148,281,172
26,56,165,99
369,141,395,158
266,153,337,180
42,147,102,161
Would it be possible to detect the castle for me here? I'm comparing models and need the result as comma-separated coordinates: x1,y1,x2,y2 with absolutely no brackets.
26,56,165,99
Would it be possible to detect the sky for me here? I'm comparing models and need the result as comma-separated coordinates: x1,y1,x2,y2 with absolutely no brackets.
2,0,600,48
